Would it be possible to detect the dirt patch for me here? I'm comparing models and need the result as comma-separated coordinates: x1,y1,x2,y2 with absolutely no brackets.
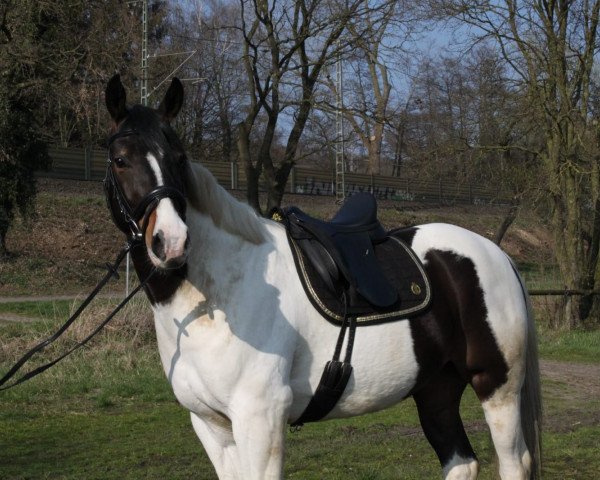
0,312,38,323
1,179,124,296
541,359,600,396
540,360,600,433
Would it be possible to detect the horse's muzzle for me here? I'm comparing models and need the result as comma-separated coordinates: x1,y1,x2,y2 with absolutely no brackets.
147,229,189,269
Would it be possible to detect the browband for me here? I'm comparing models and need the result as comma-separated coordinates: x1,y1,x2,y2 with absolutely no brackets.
108,128,137,146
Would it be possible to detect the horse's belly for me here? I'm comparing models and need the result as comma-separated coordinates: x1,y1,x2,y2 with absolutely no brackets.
290,319,419,420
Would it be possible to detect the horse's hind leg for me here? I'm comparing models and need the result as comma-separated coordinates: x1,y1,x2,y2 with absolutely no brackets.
413,364,479,480
478,384,531,479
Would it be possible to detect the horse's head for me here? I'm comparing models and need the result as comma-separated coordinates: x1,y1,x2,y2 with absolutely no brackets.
104,74,189,269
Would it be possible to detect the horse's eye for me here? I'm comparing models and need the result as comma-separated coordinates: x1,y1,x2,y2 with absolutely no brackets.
113,157,127,168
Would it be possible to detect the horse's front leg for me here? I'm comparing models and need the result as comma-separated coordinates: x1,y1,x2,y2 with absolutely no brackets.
190,412,243,479
229,386,293,480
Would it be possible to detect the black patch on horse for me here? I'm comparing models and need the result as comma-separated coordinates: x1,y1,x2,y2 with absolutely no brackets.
409,249,509,401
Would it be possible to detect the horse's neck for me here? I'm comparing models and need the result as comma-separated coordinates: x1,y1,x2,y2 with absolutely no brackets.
129,245,187,305
184,209,270,305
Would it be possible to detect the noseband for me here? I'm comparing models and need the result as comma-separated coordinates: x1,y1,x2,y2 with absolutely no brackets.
104,129,187,242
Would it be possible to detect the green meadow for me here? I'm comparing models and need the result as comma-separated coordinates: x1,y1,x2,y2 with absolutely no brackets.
1,299,599,479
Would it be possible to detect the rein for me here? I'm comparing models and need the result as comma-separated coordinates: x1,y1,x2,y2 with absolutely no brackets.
1,128,185,391
0,240,154,391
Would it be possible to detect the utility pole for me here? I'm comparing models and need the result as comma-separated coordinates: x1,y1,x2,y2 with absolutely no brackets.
126,0,149,298
335,42,345,203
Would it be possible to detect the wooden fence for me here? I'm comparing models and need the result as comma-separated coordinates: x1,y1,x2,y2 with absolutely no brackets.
44,146,510,205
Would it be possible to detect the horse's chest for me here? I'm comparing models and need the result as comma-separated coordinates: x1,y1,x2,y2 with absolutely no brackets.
152,309,242,412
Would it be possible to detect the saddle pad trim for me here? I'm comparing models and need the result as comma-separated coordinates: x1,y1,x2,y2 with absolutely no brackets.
288,233,432,326
357,237,431,322
290,238,343,322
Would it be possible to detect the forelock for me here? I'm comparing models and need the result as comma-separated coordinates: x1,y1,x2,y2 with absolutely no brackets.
117,105,187,193
121,106,167,156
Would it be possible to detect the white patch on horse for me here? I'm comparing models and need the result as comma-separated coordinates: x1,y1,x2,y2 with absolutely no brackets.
482,392,531,479
146,152,164,185
443,453,479,480
146,152,188,265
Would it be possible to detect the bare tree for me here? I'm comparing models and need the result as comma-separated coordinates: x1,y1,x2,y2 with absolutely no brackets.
237,0,395,213
331,1,420,175
156,1,245,163
436,0,600,326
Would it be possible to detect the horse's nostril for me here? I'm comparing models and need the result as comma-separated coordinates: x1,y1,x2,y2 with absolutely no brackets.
184,237,190,251
151,231,167,261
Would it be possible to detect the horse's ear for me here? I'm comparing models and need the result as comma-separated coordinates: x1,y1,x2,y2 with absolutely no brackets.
158,77,184,122
106,74,127,125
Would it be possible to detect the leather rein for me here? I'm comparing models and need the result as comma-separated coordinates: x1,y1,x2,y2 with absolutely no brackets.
0,129,186,391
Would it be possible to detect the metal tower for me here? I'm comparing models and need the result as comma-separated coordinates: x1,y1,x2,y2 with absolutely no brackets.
335,47,345,203
140,0,148,106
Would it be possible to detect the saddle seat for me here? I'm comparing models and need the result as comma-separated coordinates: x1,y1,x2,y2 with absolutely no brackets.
290,192,387,237
283,193,398,309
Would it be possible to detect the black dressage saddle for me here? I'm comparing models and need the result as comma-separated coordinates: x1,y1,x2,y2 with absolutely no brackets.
273,193,432,426
276,192,431,326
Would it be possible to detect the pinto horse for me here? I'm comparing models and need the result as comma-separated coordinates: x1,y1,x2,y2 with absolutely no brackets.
104,75,541,480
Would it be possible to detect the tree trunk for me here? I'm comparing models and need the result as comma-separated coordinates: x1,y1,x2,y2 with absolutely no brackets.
494,201,519,246
548,148,600,327
366,132,383,175
0,232,7,257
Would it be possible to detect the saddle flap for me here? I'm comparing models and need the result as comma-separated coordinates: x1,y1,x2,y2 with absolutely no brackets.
286,229,431,326
297,237,340,294
332,232,398,308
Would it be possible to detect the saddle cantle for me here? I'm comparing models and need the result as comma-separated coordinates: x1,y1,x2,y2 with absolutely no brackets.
277,192,431,326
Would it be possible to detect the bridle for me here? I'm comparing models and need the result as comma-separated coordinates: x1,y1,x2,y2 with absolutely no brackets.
104,128,187,243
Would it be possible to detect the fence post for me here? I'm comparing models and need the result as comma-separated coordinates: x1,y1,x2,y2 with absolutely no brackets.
84,146,92,180
231,161,238,190
289,166,296,193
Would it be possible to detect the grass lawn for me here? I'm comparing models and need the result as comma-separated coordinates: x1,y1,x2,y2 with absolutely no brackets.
1,303,599,479
0,300,74,320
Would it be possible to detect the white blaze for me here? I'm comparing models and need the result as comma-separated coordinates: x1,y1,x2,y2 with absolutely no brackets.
146,152,188,264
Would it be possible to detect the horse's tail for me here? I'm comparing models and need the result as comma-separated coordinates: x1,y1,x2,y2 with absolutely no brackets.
510,259,543,479
521,292,543,479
